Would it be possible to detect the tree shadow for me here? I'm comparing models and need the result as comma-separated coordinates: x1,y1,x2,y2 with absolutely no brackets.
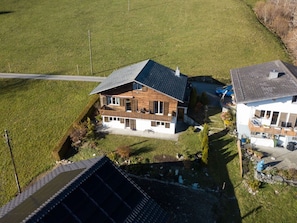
129,140,148,147
241,206,262,220
130,146,153,156
208,128,242,222
0,11,14,15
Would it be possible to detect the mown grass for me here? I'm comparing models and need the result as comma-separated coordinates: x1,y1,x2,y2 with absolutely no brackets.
0,0,289,81
0,0,296,221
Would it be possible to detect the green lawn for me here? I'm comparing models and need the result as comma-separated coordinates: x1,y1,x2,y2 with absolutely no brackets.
0,0,296,220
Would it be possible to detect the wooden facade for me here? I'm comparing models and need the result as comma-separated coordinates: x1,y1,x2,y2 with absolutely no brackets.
99,83,179,121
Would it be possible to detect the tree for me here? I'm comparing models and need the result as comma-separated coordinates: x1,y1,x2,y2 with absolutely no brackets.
189,88,198,109
200,124,209,165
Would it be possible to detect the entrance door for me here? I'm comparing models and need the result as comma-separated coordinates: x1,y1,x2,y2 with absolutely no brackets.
125,119,130,128
178,108,184,121
130,119,136,130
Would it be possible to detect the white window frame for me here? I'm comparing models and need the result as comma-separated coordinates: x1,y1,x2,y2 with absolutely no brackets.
154,101,163,114
107,96,120,105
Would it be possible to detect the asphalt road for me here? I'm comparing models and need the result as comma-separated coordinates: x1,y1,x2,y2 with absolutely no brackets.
0,73,106,82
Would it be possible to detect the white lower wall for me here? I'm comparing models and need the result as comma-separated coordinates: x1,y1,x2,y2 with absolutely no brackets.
102,116,176,134
251,137,275,147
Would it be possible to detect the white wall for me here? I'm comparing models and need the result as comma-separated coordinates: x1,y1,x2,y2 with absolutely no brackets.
102,116,176,134
237,96,297,136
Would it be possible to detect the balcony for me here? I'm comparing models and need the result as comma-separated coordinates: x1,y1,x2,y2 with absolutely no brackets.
99,106,173,122
248,119,297,137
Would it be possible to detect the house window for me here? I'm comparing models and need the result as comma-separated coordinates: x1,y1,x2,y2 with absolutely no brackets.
133,82,142,90
266,111,271,119
260,110,265,118
292,95,297,103
154,101,163,114
126,99,131,111
271,112,279,125
107,96,120,105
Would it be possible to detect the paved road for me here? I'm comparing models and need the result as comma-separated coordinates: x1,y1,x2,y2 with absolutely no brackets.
0,73,107,82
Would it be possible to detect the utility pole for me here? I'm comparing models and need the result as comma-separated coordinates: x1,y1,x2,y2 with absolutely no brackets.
128,0,130,11
4,130,21,194
88,30,93,75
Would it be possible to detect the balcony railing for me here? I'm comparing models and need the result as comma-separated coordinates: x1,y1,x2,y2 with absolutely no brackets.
248,119,297,137
99,107,173,122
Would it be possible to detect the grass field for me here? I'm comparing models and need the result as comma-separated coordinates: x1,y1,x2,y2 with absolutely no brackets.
0,0,295,221
0,0,289,81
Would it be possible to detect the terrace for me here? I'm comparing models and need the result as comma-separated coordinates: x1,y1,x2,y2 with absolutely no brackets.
249,119,297,137
99,106,174,122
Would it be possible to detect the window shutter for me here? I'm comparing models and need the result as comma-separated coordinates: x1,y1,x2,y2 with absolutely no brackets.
164,102,169,115
132,99,138,112
254,110,261,118
130,119,136,130
278,112,288,127
288,114,297,127
120,98,125,106
151,121,156,127
102,96,107,105
149,101,154,113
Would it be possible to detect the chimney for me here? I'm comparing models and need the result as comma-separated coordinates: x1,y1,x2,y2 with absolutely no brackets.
175,67,180,77
269,70,279,79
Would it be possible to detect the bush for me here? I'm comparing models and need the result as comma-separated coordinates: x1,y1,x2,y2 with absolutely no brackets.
116,146,131,158
248,179,261,192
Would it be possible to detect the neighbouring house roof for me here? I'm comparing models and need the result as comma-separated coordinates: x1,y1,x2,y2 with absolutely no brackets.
230,60,297,104
0,156,169,223
90,59,188,102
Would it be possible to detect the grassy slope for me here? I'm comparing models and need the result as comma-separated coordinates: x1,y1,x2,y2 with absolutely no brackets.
0,80,98,204
0,0,295,220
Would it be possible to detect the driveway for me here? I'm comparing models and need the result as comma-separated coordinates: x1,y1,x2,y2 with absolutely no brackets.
256,146,297,169
190,81,223,107
0,73,106,82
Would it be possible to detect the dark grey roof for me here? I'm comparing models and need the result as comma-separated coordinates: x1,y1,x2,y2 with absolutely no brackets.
230,60,297,103
0,156,169,223
90,59,188,102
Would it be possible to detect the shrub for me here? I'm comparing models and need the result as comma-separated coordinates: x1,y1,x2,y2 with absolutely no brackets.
248,179,261,192
116,146,131,158
70,121,87,144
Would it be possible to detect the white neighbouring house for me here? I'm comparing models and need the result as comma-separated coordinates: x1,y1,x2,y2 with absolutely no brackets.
90,59,189,134
231,60,297,148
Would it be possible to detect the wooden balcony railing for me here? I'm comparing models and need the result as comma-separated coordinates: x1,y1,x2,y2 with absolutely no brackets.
99,108,173,122
248,120,297,137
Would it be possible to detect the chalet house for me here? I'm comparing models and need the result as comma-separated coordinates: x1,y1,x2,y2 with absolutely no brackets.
231,60,297,148
0,156,170,222
90,59,189,134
